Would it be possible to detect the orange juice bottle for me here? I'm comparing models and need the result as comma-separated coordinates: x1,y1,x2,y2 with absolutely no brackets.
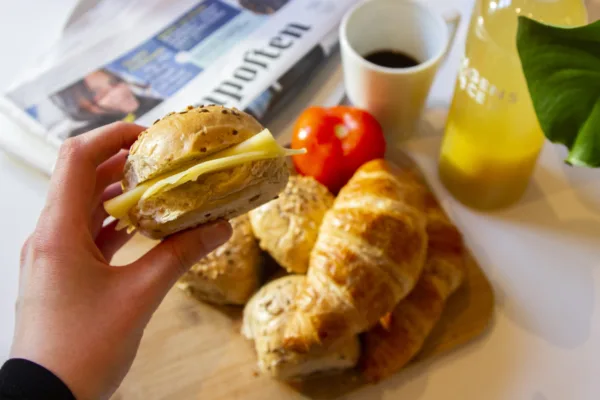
439,0,587,210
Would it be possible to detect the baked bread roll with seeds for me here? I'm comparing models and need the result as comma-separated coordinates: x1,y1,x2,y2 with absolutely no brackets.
249,176,334,274
103,105,303,239
242,275,360,380
176,214,262,305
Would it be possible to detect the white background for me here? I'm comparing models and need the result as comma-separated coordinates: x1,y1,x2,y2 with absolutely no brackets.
1,1,600,399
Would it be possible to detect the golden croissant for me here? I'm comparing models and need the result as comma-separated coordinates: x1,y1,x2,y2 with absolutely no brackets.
283,159,429,352
361,189,466,382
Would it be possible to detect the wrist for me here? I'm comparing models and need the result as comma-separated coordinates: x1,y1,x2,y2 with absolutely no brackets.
11,336,98,400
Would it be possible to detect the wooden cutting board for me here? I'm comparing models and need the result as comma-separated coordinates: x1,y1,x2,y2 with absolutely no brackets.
112,241,492,400
110,152,495,400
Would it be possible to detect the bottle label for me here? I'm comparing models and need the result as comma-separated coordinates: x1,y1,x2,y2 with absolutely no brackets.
457,58,518,106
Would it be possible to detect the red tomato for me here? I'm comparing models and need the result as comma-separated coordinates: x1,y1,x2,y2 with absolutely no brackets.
291,106,386,193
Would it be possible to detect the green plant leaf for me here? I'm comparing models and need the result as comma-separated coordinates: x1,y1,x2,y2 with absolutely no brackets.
517,16,600,167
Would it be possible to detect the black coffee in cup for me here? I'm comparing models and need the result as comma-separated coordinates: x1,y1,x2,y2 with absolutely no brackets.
364,50,419,68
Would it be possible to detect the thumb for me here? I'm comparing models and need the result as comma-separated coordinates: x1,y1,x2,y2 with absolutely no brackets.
130,220,232,302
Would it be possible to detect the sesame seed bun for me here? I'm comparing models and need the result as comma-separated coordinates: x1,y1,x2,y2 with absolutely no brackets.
124,104,264,190
120,105,289,239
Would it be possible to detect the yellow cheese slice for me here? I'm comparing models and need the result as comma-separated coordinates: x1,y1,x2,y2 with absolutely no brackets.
105,185,148,219
115,217,134,232
142,151,275,199
103,129,304,221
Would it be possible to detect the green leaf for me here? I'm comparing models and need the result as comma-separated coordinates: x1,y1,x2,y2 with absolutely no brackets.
517,16,600,167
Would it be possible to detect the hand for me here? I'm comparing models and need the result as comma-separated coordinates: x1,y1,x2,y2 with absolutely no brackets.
11,122,232,400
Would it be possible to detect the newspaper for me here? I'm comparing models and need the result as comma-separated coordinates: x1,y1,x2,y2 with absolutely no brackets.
0,0,358,174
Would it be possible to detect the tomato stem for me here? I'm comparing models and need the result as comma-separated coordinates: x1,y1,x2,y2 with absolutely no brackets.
334,124,349,139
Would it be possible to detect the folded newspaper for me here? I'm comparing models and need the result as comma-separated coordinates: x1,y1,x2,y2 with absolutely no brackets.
0,0,357,175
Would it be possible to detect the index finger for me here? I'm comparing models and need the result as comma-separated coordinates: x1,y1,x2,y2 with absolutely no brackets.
59,121,144,169
49,122,145,218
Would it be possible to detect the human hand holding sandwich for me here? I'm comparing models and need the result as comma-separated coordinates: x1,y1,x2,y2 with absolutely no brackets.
8,121,233,400
4,106,298,400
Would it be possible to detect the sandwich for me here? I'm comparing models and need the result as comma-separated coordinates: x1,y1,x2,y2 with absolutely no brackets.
103,105,304,239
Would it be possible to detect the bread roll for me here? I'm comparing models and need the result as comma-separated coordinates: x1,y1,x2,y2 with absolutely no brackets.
283,159,429,352
242,276,360,380
361,190,466,382
116,105,289,239
176,214,262,305
249,176,334,274
125,105,264,189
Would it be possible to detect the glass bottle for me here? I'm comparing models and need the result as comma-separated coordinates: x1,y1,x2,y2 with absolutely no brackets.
439,0,587,210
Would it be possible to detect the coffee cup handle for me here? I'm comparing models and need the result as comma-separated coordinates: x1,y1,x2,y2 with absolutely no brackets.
442,9,461,61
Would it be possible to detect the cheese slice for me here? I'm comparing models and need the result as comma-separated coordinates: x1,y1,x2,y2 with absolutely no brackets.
103,129,304,221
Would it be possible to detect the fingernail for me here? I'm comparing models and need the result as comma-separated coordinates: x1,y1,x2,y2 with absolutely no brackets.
200,220,232,251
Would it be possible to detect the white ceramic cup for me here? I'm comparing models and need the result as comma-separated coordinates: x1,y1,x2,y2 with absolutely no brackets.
340,0,460,137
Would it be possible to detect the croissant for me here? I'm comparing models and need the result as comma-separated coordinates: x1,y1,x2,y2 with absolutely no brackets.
283,159,429,352
360,190,466,382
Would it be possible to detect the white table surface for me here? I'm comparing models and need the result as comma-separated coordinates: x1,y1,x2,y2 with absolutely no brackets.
1,1,600,399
